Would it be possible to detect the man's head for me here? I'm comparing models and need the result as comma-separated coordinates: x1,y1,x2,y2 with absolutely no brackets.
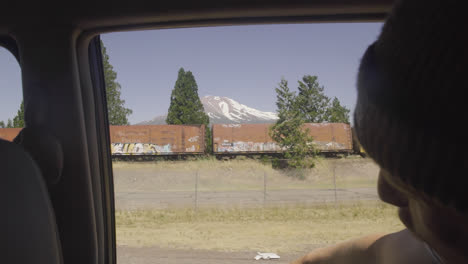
354,0,468,262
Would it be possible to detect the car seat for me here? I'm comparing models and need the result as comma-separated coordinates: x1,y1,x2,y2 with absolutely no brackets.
0,138,63,263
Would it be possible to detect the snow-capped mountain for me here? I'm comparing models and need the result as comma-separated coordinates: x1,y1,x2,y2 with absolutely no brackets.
201,96,278,124
137,95,278,125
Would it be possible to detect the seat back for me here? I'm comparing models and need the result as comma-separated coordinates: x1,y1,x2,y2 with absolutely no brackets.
0,139,62,263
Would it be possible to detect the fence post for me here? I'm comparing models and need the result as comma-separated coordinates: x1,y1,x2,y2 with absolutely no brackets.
195,170,199,212
333,161,337,205
263,170,267,208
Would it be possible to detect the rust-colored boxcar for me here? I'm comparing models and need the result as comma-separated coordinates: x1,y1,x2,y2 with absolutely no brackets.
212,123,353,154
303,123,353,152
109,124,205,155
212,124,281,153
0,128,22,142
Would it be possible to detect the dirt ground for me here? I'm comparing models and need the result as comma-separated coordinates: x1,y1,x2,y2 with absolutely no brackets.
112,157,387,264
117,245,307,264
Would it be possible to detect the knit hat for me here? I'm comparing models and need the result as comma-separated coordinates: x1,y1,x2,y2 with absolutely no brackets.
354,0,468,211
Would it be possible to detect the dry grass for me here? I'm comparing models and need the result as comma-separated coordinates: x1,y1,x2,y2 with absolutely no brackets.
116,202,404,253
113,158,390,253
112,157,379,193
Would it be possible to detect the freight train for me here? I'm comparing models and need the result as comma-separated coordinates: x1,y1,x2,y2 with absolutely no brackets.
0,123,363,157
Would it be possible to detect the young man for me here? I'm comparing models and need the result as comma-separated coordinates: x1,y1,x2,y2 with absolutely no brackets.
292,0,468,263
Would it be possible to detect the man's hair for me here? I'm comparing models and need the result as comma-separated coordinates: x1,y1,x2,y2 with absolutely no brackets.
354,0,468,211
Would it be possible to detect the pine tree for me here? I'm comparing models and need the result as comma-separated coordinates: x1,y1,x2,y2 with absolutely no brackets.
166,68,209,125
12,101,25,128
296,75,331,122
327,97,350,124
101,41,133,125
6,119,13,128
166,68,211,153
274,79,297,121
0,121,5,128
270,78,315,171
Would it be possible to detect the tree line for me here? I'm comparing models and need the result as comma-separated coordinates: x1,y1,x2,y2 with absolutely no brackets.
1,41,350,170
0,101,24,128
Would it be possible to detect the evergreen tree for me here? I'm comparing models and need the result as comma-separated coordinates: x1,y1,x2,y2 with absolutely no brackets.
1,101,25,128
274,79,297,119
269,78,315,171
166,68,209,125
12,101,25,128
101,41,133,125
296,75,330,122
166,68,211,153
327,97,350,124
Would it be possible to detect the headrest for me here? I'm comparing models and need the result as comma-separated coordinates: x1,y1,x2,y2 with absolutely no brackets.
13,127,63,186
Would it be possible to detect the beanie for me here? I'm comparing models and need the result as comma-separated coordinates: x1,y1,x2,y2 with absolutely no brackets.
354,0,468,211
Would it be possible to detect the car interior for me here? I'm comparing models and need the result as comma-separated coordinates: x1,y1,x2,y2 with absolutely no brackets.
0,1,394,263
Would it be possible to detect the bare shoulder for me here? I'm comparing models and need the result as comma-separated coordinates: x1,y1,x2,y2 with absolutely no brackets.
291,233,386,264
372,229,434,264
291,229,434,264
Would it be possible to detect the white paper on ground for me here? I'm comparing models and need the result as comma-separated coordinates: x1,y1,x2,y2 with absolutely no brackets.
255,252,280,260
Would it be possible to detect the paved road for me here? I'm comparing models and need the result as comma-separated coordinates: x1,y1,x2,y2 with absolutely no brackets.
115,188,378,210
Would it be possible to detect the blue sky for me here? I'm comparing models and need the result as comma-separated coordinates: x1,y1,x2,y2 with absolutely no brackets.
1,23,382,125
0,49,21,124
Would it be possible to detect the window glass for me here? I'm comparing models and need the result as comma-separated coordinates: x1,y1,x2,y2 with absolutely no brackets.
101,23,403,264
0,46,23,141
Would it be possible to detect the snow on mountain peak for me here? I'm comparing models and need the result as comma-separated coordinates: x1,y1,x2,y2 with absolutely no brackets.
201,95,278,124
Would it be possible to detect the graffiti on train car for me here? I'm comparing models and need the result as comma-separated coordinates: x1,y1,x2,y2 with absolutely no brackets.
315,141,348,151
216,141,282,153
111,143,173,155
215,141,348,153
188,136,199,142
111,142,201,155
